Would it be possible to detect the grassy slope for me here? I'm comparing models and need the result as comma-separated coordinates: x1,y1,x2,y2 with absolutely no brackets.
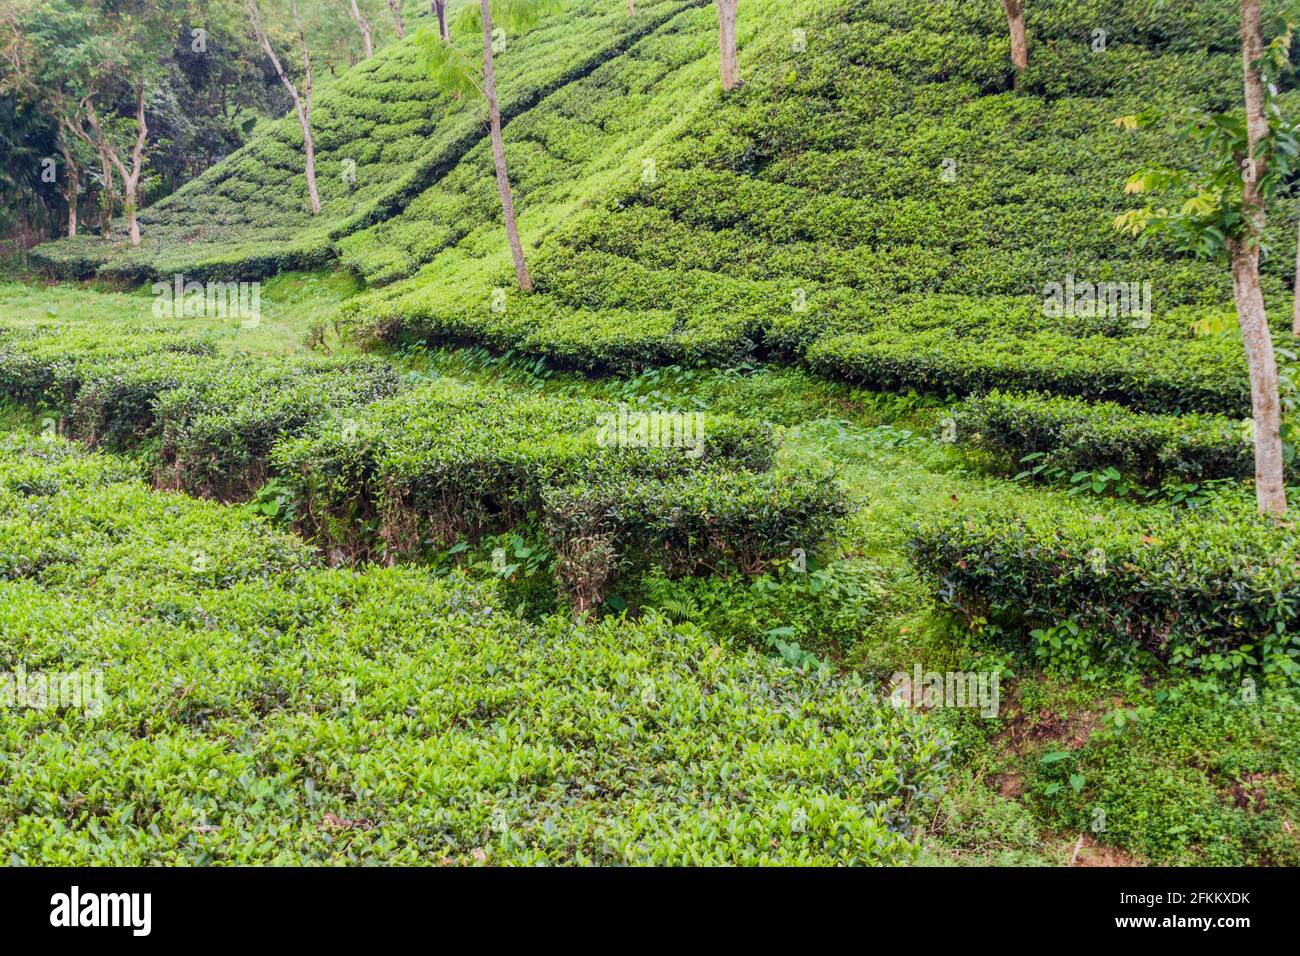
0,272,363,356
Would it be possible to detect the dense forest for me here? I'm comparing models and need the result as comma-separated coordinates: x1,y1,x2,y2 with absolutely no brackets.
0,0,424,252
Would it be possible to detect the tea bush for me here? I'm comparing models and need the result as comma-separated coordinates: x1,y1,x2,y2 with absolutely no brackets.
0,324,215,408
154,358,403,500
543,464,846,609
953,390,1264,487
0,321,400,499
0,436,947,865
805,328,1251,415
909,495,1300,687
272,379,844,602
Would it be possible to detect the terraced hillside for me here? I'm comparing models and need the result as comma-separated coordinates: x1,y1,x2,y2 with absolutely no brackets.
348,0,1298,387
29,0,704,283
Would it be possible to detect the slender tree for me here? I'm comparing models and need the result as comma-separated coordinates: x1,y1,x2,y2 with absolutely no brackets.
1115,0,1295,514
247,0,321,215
347,0,375,58
387,0,407,39
56,128,79,236
82,81,148,245
431,0,450,41
1233,0,1287,513
420,0,558,291
1003,0,1028,76
715,0,740,91
93,140,115,239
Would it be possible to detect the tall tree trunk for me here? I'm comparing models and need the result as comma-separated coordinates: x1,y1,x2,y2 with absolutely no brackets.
67,168,78,237
98,148,114,241
59,139,78,238
301,113,320,214
432,0,450,41
1236,0,1288,514
1233,242,1288,514
715,0,739,92
121,83,146,246
248,0,321,214
480,0,531,291
1003,0,1028,76
387,0,406,39
349,0,374,58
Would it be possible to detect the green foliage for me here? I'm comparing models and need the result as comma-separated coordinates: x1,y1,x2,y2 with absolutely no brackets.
1114,19,1300,259
544,464,846,608
911,493,1300,687
0,434,947,865
272,379,844,605
28,0,699,282
0,319,399,499
954,389,1266,489
807,324,1254,415
637,557,891,665
1026,686,1300,865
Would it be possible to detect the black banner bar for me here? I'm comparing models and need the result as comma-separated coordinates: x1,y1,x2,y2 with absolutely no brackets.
0,866,1283,942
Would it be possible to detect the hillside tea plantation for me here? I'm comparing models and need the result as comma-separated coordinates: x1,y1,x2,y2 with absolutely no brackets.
1,0,1298,872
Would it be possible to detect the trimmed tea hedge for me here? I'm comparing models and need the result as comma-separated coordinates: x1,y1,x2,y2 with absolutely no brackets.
0,436,947,865
806,328,1251,415
544,465,847,610
0,434,314,601
0,321,400,500
952,389,1263,487
272,380,844,603
0,324,215,409
154,358,403,501
910,497,1300,685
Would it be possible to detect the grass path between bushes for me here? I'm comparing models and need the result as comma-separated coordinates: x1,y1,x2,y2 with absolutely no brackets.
2,270,1296,866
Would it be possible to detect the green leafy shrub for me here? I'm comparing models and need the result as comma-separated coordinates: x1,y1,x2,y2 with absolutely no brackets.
0,324,215,409
272,380,844,605
0,436,947,865
0,321,402,500
154,358,402,500
806,328,1250,415
0,434,314,603
953,389,1261,487
543,465,847,610
910,496,1300,686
